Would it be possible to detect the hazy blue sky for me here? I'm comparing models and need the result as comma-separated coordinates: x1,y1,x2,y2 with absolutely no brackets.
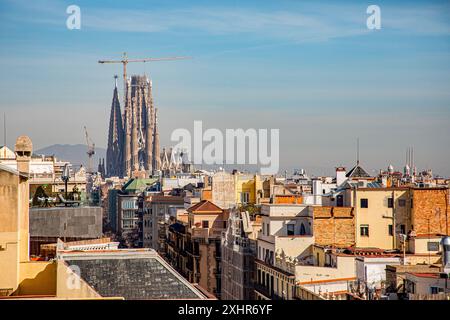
0,0,449,176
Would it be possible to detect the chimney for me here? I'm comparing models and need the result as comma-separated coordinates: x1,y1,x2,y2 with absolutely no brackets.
336,166,347,186
14,135,32,176
441,236,450,274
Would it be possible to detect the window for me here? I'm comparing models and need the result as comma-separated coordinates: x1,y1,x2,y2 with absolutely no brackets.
300,223,306,235
287,224,295,236
398,199,406,207
360,225,369,236
240,192,250,204
223,221,227,229
360,198,368,208
388,224,393,236
388,198,393,208
202,220,209,228
430,287,443,294
400,224,406,235
336,195,344,207
427,242,440,252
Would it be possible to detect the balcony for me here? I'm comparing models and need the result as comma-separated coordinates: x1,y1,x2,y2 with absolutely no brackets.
254,283,284,300
190,227,223,239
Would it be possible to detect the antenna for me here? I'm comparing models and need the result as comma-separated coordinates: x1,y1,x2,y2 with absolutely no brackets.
357,137,360,165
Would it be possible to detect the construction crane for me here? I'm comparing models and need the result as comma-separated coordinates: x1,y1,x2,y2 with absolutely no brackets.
98,52,191,104
84,126,95,174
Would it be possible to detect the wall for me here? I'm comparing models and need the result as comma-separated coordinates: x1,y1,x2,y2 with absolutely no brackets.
409,236,442,255
295,255,356,283
355,257,401,289
30,207,103,238
212,172,235,209
411,188,450,235
275,236,314,261
16,261,56,295
56,261,102,299
353,189,407,250
313,206,355,247
0,169,20,292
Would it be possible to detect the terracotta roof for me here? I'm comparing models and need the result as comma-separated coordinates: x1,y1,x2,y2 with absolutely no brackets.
187,200,223,213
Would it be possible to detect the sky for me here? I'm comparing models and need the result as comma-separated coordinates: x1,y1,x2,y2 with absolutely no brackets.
0,0,449,176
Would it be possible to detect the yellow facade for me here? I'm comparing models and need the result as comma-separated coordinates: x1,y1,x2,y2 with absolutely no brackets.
234,174,263,205
348,188,411,250
0,162,30,294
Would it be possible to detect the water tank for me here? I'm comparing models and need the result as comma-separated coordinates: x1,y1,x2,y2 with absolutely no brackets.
441,236,450,267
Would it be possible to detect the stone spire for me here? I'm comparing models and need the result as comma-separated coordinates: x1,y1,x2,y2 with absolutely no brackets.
106,76,124,177
145,79,154,174
152,108,161,173
123,77,132,177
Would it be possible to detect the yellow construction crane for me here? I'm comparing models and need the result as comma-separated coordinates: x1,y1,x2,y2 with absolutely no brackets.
84,126,95,174
98,52,191,103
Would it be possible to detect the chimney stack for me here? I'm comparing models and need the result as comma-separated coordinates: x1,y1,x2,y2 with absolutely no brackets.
14,135,32,176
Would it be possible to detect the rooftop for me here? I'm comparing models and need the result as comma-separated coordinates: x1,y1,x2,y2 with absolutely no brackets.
187,200,223,214
59,249,207,300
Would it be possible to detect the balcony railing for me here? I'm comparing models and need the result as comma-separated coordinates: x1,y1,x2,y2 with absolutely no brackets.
254,283,284,300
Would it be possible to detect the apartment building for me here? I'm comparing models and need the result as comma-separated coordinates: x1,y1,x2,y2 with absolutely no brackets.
221,209,260,300
140,193,184,252
255,204,315,300
166,200,229,298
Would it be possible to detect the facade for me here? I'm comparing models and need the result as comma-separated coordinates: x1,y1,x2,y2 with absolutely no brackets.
324,186,450,251
166,200,229,298
255,204,315,300
140,193,184,251
186,200,229,298
112,178,158,247
221,209,258,300
211,171,267,209
106,75,160,178
355,256,401,293
29,206,103,256
404,272,449,299
0,136,33,295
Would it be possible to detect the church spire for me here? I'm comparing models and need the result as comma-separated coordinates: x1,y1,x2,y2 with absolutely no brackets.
106,75,124,177
152,108,161,173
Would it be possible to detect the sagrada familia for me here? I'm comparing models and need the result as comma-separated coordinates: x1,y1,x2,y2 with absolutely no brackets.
106,74,191,178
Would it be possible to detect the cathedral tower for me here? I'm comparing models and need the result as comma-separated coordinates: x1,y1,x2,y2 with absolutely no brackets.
106,76,124,177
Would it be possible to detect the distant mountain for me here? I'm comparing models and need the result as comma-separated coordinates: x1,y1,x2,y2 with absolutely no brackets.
35,144,107,168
